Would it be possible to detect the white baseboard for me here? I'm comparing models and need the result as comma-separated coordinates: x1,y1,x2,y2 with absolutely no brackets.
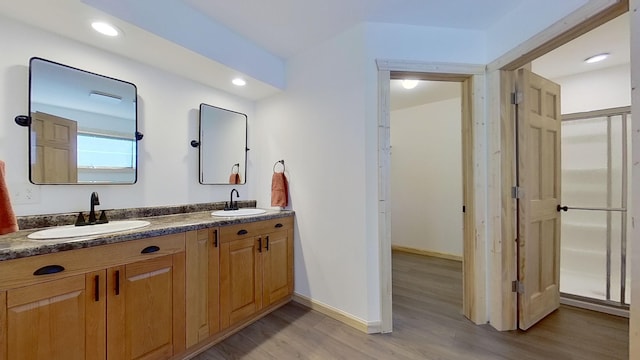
292,293,382,334
391,245,463,262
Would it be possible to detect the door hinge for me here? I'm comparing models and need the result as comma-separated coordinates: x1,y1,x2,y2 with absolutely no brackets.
511,92,523,105
511,186,523,199
462,205,466,213
512,280,524,294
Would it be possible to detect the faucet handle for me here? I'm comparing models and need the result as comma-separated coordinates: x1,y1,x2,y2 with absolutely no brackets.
97,210,109,224
75,212,87,227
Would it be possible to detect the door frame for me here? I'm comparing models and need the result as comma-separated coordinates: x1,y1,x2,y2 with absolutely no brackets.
376,60,487,331
486,0,628,330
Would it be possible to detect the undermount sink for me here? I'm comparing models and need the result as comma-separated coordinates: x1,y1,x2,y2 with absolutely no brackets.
211,208,266,217
28,220,151,240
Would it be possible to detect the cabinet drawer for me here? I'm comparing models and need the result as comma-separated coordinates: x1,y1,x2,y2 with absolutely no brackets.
219,216,293,243
0,233,185,290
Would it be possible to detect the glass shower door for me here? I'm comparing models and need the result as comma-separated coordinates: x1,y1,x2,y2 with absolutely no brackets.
560,107,631,307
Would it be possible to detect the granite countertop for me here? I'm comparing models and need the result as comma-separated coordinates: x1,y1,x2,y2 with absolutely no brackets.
0,208,294,262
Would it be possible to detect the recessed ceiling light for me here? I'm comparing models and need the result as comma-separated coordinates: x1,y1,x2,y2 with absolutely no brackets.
401,80,418,89
91,21,120,37
232,78,246,86
584,53,609,64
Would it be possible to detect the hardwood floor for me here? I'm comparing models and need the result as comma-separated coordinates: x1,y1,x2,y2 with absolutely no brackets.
192,251,629,359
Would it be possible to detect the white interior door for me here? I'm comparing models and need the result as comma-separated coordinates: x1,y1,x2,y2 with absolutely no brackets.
516,68,562,330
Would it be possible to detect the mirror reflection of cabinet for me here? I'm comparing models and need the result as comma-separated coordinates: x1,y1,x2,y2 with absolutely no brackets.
197,104,247,185
27,57,139,185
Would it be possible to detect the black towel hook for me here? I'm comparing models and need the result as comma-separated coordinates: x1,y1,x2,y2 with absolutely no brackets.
231,163,240,174
273,160,285,173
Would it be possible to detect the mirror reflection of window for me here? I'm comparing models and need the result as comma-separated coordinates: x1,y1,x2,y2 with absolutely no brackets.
198,104,247,185
28,57,138,184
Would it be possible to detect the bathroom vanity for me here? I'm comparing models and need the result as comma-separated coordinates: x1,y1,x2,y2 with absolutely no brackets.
0,208,294,360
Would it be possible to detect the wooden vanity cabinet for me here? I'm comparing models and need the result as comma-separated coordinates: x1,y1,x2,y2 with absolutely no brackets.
2,271,106,360
219,216,294,330
185,228,220,348
0,215,293,359
0,233,186,360
107,252,186,360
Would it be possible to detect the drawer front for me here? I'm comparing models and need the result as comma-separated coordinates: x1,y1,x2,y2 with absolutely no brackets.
219,216,293,244
0,233,185,290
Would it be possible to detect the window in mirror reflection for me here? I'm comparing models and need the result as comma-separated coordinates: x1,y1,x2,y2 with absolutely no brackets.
199,104,247,185
28,57,138,184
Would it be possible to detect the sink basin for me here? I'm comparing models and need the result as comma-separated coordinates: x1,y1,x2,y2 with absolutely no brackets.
211,208,266,217
28,220,151,240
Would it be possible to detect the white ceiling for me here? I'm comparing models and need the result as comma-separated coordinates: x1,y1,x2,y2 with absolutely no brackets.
182,0,524,59
0,1,629,105
392,12,630,110
533,12,629,80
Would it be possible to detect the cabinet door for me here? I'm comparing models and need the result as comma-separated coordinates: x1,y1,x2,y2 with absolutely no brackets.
262,229,293,307
5,272,105,360
220,237,262,329
108,254,185,360
186,228,220,347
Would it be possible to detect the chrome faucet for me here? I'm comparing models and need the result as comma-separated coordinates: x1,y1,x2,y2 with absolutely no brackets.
88,192,100,224
225,189,239,211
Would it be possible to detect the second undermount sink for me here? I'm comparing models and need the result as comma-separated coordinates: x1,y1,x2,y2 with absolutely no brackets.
211,208,266,217
27,220,151,240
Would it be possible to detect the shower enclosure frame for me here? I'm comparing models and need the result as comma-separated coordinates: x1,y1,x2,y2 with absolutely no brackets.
560,105,631,313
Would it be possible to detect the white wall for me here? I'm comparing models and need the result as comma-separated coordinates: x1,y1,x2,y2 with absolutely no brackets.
543,64,631,113
0,16,257,216
390,98,463,257
255,25,376,324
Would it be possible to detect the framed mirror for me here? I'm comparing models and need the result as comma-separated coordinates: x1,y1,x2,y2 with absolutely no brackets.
197,103,247,184
28,57,138,184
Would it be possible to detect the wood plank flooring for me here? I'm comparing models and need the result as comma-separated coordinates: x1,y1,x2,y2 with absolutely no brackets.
192,251,629,359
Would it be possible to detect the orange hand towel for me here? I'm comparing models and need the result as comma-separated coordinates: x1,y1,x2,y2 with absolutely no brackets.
271,172,288,207
229,173,241,184
0,161,18,235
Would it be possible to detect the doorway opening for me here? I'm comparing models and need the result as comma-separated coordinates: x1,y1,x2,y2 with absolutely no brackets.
527,11,632,318
377,64,484,332
389,77,465,325
492,1,629,331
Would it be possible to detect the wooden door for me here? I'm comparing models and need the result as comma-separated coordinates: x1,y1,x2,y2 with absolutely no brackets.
262,229,293,306
31,111,78,183
108,255,177,360
185,228,220,347
220,237,262,329
516,68,562,330
5,273,105,360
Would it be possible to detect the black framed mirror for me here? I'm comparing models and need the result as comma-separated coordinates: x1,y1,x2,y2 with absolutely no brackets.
196,103,247,184
27,57,138,184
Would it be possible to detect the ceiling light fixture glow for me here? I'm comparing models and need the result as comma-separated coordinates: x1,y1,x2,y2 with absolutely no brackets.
89,91,122,103
232,78,246,86
401,79,418,89
91,21,120,37
584,53,609,64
